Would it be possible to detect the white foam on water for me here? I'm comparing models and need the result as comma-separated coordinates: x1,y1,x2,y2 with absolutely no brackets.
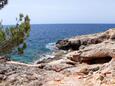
34,53,55,64
45,42,57,51
34,43,58,64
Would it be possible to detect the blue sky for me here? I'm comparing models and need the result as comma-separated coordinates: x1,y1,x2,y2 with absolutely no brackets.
0,0,115,24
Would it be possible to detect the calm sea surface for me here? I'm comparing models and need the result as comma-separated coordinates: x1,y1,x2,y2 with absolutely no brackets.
10,24,115,63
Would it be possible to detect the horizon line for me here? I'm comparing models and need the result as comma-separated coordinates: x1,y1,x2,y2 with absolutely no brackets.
3,23,115,26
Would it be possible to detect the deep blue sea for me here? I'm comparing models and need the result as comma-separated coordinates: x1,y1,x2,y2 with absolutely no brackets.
10,24,115,63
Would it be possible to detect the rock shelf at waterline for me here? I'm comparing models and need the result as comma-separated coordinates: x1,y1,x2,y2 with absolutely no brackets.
0,29,115,86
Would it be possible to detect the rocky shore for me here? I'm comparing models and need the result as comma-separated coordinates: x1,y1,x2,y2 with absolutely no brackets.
0,29,115,86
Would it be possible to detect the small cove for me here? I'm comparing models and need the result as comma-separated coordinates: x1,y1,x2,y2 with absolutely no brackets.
9,24,115,63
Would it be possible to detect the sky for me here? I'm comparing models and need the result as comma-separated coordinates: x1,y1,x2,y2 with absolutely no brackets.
0,0,115,24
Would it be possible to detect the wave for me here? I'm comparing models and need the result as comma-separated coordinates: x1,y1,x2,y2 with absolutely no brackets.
34,42,58,64
45,42,57,51
34,52,55,64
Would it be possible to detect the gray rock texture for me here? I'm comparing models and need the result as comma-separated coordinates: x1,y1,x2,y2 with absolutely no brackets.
0,29,115,86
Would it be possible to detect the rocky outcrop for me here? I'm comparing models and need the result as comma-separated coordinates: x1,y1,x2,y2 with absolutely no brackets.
66,40,115,64
0,29,115,86
56,39,81,50
1,57,115,86
58,29,115,64
56,29,115,50
0,58,83,86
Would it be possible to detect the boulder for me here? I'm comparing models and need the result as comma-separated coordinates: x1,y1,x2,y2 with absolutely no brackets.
56,39,81,50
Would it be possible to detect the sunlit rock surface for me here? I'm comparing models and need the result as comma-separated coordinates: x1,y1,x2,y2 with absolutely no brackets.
0,29,115,86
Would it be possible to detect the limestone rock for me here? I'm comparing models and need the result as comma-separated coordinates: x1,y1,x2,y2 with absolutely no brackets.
0,29,115,86
67,40,115,64
56,39,81,50
56,29,115,50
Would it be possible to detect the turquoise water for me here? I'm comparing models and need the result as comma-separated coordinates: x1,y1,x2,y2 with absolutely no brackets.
10,24,115,63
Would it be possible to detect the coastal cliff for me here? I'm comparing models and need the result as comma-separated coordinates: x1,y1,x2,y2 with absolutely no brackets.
0,29,115,86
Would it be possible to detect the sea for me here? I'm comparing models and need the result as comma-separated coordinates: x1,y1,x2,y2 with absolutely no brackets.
10,24,115,63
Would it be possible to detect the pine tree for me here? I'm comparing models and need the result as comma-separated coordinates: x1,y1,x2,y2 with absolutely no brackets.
0,1,31,55
0,14,31,55
0,0,8,9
